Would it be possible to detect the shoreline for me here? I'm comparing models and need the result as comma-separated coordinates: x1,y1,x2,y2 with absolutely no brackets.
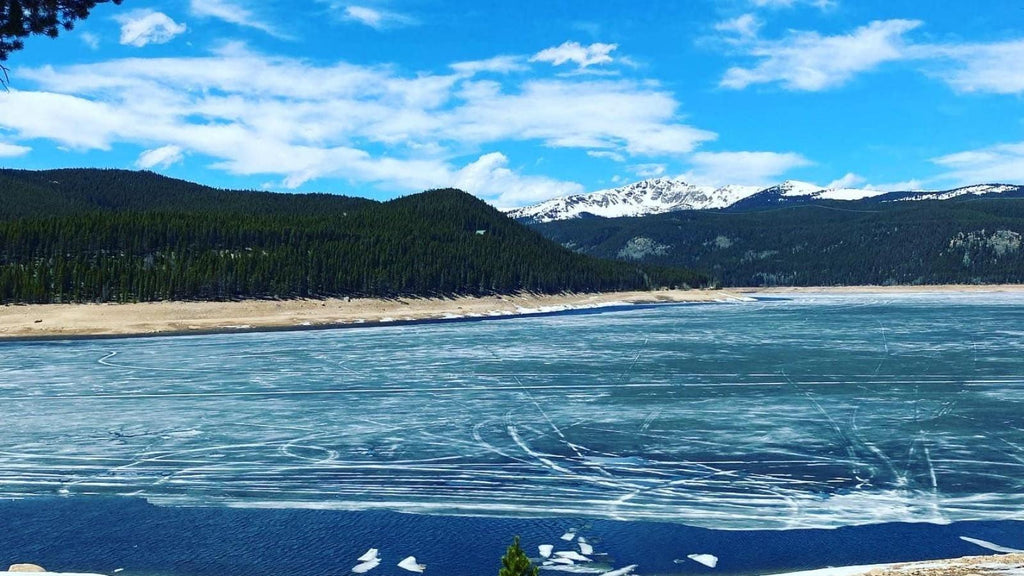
0,289,736,341
2,284,1023,341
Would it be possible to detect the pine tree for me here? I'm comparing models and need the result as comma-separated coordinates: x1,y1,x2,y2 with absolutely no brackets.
498,536,538,576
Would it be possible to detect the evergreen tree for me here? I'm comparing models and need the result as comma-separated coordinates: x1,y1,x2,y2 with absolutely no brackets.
499,536,538,576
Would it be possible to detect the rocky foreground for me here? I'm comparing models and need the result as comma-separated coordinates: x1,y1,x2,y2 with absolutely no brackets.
777,554,1024,576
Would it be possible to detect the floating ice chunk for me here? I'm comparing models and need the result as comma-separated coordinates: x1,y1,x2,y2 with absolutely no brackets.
598,564,637,576
358,549,379,562
555,551,592,562
960,536,1024,554
560,531,577,541
539,565,606,573
352,559,380,573
551,557,576,566
539,545,554,558
688,554,719,568
579,541,594,556
398,556,426,573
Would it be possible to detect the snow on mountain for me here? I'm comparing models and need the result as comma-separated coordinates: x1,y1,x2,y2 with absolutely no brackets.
505,178,1022,223
894,184,1019,202
505,178,761,223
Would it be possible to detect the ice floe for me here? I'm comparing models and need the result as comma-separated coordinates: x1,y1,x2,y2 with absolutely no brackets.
358,548,379,562
555,551,592,562
560,530,577,541
688,554,719,568
598,564,638,576
539,545,554,558
397,556,426,573
351,559,380,573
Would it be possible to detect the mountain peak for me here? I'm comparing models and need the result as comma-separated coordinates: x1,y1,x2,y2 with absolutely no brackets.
505,177,759,223
506,177,1024,223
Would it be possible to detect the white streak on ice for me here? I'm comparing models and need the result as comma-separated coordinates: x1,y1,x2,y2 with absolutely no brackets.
960,536,1024,554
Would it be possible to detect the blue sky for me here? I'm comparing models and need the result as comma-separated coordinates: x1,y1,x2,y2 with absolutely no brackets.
1,0,1023,207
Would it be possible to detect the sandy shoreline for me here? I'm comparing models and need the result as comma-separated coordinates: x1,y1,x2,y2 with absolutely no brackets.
0,289,734,340
2,285,1022,340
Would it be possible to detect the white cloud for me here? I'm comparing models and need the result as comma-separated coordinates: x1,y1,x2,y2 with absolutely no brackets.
80,32,100,50
454,152,584,208
531,41,619,69
932,142,1024,185
189,0,286,38
136,145,185,169
751,0,837,10
865,179,927,192
0,142,31,157
921,40,1024,94
587,150,625,162
716,14,762,39
0,47,709,202
632,163,667,178
682,151,812,186
343,5,416,29
451,56,527,75
448,78,716,155
826,172,866,189
115,10,187,47
721,19,921,91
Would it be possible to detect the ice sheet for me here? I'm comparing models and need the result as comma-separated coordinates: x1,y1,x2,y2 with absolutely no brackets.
1,293,1023,530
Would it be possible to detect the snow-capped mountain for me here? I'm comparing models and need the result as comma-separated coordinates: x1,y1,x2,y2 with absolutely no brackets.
505,178,761,223
893,184,1020,202
507,178,1023,222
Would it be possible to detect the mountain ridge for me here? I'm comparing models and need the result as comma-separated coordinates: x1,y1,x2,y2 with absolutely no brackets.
0,168,709,303
507,177,1024,222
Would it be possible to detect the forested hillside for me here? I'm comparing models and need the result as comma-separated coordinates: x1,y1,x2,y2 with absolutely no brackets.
0,169,708,303
533,198,1024,286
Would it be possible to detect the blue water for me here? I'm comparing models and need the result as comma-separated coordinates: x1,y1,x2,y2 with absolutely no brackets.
2,292,1024,575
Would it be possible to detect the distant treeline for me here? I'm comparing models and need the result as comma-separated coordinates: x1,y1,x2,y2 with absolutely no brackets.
0,169,708,303
532,197,1024,286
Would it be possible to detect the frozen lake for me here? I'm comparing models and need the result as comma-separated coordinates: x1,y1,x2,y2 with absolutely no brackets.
2,292,1024,531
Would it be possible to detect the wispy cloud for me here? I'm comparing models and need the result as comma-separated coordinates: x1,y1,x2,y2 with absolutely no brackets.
682,151,812,186
342,5,417,29
80,32,100,50
921,40,1024,95
450,56,528,76
189,0,287,39
932,142,1024,186
720,19,922,91
715,14,762,40
115,10,187,47
137,145,185,170
750,0,837,10
0,142,31,157
531,41,619,69
0,46,714,205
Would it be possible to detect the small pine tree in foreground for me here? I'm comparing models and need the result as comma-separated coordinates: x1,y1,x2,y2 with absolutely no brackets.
499,536,539,576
